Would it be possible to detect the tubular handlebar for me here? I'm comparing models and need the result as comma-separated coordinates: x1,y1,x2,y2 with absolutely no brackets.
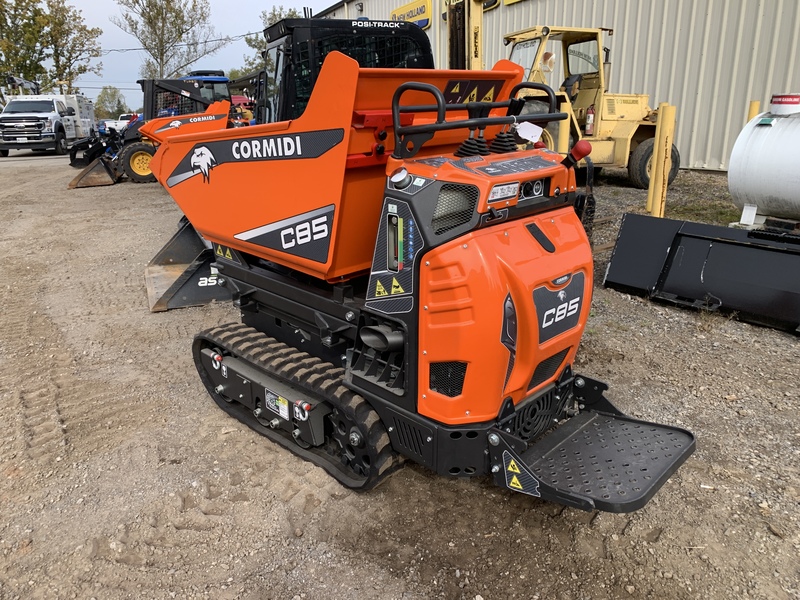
391,80,565,158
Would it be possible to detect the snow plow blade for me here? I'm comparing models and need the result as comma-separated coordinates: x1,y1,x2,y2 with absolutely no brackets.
68,157,121,189
604,213,800,332
145,220,231,312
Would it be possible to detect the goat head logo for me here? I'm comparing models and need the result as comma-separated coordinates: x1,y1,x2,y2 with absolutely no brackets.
190,146,217,183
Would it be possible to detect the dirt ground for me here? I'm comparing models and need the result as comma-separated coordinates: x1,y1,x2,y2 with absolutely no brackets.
0,153,797,600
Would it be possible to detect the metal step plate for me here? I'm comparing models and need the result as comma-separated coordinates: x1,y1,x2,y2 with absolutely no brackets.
520,411,695,512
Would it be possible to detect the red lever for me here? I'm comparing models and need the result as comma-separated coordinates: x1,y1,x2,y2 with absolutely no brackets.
560,140,592,168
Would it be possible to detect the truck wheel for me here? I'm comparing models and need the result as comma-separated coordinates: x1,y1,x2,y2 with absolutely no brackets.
54,131,68,155
0,149,8,157
119,142,156,183
628,138,680,189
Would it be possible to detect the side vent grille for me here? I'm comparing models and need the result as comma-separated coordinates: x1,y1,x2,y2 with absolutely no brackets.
392,417,426,460
430,361,467,397
432,184,479,235
528,348,570,391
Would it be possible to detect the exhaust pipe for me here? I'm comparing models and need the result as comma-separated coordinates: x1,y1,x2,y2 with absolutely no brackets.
359,325,404,352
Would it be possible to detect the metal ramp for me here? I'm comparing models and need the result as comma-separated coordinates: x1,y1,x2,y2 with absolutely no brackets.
489,410,695,513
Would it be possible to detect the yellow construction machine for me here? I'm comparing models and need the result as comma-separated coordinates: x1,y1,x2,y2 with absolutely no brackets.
505,26,680,189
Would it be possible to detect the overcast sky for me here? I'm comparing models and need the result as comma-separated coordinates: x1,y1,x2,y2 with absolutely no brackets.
71,0,335,109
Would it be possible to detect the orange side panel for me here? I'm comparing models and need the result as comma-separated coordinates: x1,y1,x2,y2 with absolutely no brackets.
138,101,232,145
417,207,593,425
147,52,529,282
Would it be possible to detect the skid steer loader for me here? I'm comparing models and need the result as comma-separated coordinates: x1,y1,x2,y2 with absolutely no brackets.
69,75,234,189
142,19,694,513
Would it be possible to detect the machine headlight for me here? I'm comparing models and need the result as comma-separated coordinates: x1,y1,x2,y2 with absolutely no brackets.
43,118,54,132
489,182,519,202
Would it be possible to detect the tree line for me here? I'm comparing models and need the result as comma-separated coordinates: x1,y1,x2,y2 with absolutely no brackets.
1,0,297,118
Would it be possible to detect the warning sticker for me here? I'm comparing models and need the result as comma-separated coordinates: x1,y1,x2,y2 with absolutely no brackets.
443,79,504,105
391,277,405,295
375,280,388,297
264,389,290,420
502,450,541,497
214,243,241,264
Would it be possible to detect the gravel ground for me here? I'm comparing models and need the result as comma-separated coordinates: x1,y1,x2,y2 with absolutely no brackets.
0,153,797,600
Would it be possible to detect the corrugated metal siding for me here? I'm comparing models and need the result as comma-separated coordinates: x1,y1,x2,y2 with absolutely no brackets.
320,0,800,171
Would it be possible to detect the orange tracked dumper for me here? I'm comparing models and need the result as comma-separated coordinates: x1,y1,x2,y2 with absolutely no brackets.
143,19,694,512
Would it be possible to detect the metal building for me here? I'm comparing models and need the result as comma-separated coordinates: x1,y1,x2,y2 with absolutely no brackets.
318,0,800,171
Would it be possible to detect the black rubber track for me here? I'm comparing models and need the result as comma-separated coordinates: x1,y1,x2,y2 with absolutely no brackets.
192,322,402,491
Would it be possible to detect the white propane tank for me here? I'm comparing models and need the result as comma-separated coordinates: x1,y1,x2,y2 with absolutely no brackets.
728,93,800,220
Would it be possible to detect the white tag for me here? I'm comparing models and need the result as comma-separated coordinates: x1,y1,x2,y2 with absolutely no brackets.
515,121,543,143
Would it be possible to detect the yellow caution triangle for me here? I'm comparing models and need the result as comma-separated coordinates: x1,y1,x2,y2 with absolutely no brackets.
375,280,388,297
451,82,461,93
225,248,233,259
507,459,521,474
509,475,523,490
391,277,404,295
481,87,495,102
466,87,478,102
215,244,224,257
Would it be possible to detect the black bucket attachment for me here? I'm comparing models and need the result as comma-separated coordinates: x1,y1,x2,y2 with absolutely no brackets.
68,156,121,189
604,213,800,333
145,219,231,312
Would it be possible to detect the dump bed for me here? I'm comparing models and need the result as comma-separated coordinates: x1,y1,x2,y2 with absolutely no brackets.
144,52,527,282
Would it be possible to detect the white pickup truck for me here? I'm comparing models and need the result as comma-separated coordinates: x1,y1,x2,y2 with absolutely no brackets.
104,113,139,133
0,94,95,156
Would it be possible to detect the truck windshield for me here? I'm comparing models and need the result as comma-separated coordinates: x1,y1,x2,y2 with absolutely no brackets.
3,100,56,113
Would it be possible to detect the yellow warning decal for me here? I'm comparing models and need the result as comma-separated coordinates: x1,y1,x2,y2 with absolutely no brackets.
214,244,238,263
501,450,541,497
450,82,460,93
466,87,478,102
375,280,388,297
391,277,405,295
481,87,495,102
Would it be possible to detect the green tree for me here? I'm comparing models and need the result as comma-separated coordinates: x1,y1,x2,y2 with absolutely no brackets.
238,6,299,74
94,85,130,120
41,0,103,93
111,0,230,79
0,0,48,83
